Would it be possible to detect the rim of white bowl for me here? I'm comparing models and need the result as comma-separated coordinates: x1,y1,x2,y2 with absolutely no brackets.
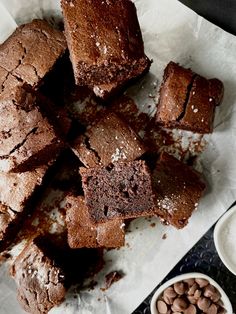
150,272,233,314
214,205,236,276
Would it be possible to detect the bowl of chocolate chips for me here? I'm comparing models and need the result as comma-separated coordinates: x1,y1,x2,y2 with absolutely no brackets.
150,273,232,314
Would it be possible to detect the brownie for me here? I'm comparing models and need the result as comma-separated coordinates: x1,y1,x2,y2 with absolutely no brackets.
0,19,67,88
71,111,146,167
10,236,66,314
80,160,156,222
153,152,206,229
0,162,52,249
61,0,150,89
0,87,64,172
65,195,125,248
156,61,224,133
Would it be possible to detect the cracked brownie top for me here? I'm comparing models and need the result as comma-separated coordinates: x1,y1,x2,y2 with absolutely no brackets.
0,87,64,172
156,61,224,133
10,236,66,314
0,19,67,89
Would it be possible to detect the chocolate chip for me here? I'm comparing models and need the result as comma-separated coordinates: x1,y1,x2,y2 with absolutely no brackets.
173,282,186,295
187,282,198,295
184,304,197,314
157,300,168,314
187,295,197,305
183,278,195,286
206,303,218,314
195,278,209,288
204,284,221,302
193,289,201,299
163,287,177,305
197,297,211,311
172,297,188,311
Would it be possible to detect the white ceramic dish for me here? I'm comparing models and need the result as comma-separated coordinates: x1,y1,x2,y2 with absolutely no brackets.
214,205,236,276
150,272,233,314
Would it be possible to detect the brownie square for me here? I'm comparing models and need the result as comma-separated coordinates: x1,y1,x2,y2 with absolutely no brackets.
72,111,146,167
153,152,206,229
0,162,52,249
10,236,66,314
0,87,64,172
61,0,150,89
0,19,67,88
156,61,224,133
65,195,125,248
80,160,156,222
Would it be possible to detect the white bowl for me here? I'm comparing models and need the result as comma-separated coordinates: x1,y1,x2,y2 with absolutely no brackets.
150,272,233,314
214,205,236,276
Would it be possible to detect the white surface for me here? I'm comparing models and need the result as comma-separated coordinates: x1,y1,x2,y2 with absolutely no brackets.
0,0,236,313
0,2,16,43
214,205,236,276
150,273,233,314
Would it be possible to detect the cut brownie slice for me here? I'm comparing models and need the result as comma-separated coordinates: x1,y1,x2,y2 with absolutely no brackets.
0,161,53,250
0,19,67,88
0,87,64,172
71,111,146,167
65,195,125,248
153,152,206,229
61,0,150,88
10,236,66,314
80,160,156,223
156,61,224,133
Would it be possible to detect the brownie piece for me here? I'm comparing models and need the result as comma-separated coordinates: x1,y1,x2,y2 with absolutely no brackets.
156,61,224,133
0,87,64,172
0,19,67,88
65,195,125,248
0,162,52,249
11,236,66,314
72,111,146,167
61,0,150,88
153,152,206,229
80,160,156,222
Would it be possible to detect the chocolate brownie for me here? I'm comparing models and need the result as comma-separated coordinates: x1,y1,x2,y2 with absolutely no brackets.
80,160,156,222
65,195,125,248
156,62,224,133
72,111,146,167
0,19,67,88
11,236,66,314
61,0,150,88
0,162,53,249
0,87,64,172
153,152,206,229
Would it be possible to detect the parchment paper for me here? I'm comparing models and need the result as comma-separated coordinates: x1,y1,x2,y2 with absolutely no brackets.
0,0,236,313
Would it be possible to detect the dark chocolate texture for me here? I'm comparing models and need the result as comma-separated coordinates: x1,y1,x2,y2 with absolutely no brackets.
80,160,156,222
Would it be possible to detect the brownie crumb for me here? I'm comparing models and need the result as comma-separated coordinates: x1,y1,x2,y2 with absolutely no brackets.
162,233,167,240
105,271,124,290
150,223,156,228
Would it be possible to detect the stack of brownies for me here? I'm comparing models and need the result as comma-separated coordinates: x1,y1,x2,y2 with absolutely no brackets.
0,0,224,313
